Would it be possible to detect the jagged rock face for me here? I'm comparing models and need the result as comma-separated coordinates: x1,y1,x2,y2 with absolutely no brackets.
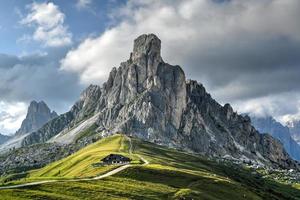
287,120,300,145
0,134,11,145
71,85,102,123
20,34,298,168
259,134,296,168
90,34,294,168
174,81,295,168
16,101,58,135
95,34,187,141
251,116,300,161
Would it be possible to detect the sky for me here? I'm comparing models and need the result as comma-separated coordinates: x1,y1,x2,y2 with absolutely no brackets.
0,0,299,134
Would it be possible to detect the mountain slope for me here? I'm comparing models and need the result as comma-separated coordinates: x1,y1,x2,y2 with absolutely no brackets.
1,135,300,200
28,134,138,178
251,116,300,161
20,34,297,169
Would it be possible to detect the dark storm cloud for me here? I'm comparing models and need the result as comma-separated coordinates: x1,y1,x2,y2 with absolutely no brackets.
183,36,300,101
0,52,83,113
62,0,300,105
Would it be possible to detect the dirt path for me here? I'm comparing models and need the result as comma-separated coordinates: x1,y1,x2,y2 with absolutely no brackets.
0,135,149,190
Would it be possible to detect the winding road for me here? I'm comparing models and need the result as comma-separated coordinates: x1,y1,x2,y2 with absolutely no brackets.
0,135,149,190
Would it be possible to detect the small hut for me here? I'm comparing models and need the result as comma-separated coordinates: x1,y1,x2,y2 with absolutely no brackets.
101,154,131,165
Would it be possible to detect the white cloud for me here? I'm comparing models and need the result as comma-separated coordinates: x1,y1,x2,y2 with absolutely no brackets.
61,0,300,120
232,92,300,125
0,101,27,135
61,30,132,84
21,2,72,47
76,0,92,9
61,0,300,84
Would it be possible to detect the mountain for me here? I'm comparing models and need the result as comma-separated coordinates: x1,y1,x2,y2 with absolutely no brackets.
0,101,57,152
250,116,300,161
0,134,11,145
16,101,58,135
287,120,300,145
20,34,297,169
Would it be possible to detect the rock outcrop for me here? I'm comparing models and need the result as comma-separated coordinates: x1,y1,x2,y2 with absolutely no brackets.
20,34,298,169
251,116,300,161
95,34,187,141
16,101,58,135
0,143,78,176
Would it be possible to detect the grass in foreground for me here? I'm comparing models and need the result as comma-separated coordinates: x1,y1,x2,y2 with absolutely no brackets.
0,134,139,186
0,134,300,200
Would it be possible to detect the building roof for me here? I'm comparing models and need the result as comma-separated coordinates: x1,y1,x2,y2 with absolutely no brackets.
101,154,131,162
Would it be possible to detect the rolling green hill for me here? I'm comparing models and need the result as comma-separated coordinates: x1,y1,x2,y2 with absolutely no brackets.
28,134,139,179
0,134,300,200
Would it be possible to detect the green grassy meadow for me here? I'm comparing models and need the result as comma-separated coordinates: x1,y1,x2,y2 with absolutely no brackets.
0,134,300,200
28,134,140,179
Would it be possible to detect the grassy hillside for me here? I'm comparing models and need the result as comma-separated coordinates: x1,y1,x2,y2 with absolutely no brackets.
0,134,300,200
27,134,140,179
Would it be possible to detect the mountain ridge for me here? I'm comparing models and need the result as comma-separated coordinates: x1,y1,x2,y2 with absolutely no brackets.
250,115,300,161
18,34,298,169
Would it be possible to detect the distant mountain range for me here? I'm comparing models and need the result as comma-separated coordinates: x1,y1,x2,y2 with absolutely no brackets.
0,34,296,169
250,115,300,161
0,134,11,145
0,101,57,152
16,100,58,136
287,120,300,145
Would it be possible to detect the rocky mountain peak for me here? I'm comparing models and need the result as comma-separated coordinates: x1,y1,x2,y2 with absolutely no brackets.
129,34,163,81
28,101,51,114
16,101,58,135
131,34,162,61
